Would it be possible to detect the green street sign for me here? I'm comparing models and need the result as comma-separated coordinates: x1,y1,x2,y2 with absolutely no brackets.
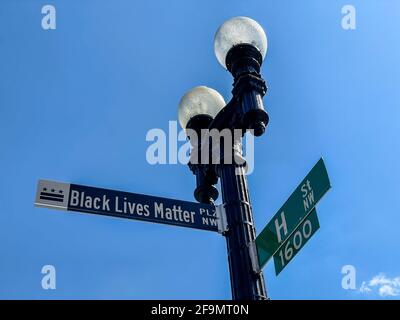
256,158,331,269
273,208,320,275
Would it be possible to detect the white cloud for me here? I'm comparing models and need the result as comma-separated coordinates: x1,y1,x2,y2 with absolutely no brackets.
379,285,399,297
359,281,372,293
360,274,400,297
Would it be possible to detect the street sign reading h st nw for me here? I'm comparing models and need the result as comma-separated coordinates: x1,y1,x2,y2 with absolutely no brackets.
256,158,331,269
273,208,320,275
35,180,218,232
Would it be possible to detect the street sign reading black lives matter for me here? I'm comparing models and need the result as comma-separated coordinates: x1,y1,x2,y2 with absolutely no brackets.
35,180,218,232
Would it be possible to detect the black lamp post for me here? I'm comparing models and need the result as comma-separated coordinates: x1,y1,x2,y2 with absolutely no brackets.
178,17,269,300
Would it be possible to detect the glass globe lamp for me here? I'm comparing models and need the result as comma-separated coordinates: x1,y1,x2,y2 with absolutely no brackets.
214,16,267,70
178,86,226,130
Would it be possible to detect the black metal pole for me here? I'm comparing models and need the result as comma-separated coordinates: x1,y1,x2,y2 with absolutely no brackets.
187,43,270,300
218,141,268,300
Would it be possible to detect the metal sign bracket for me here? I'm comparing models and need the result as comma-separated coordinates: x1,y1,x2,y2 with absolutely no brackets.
216,204,228,234
249,241,261,274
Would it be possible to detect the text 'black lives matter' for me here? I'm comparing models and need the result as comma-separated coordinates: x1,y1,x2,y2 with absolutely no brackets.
35,180,218,232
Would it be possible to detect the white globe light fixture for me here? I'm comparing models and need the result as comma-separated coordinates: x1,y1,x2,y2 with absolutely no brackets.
214,16,267,70
178,86,226,130
213,17,269,136
177,86,224,205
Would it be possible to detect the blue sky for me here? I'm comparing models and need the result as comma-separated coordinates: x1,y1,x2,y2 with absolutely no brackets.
0,0,399,299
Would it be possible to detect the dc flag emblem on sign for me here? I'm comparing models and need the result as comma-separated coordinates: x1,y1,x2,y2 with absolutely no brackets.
35,180,70,210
